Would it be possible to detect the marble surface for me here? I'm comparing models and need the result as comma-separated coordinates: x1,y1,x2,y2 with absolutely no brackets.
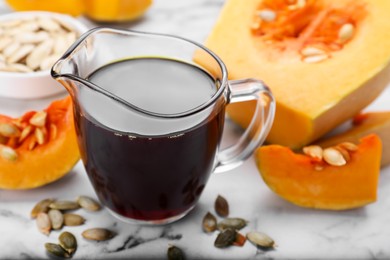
1,0,390,259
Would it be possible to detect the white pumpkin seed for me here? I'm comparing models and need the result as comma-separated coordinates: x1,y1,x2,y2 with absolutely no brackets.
303,145,323,160
0,37,12,52
26,40,54,70
15,31,49,44
3,42,21,58
0,145,18,161
323,147,346,166
247,231,275,248
35,127,45,145
0,123,20,137
339,142,358,152
257,9,276,22
40,55,59,71
77,196,101,211
302,53,328,63
36,212,51,235
19,125,33,143
29,111,47,127
338,23,354,42
48,209,64,230
7,44,35,64
37,17,61,32
301,46,326,57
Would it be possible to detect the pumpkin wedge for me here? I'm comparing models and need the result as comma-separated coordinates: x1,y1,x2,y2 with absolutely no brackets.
196,0,390,148
255,134,382,210
0,96,80,189
317,111,390,167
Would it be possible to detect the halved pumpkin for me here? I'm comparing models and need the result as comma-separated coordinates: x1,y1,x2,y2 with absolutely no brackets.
255,134,382,210
317,111,390,167
0,96,80,189
196,0,390,148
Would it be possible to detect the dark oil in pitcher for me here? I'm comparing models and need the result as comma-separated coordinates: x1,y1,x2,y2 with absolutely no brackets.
74,57,225,221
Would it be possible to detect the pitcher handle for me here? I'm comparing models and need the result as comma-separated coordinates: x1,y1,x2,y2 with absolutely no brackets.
214,79,275,173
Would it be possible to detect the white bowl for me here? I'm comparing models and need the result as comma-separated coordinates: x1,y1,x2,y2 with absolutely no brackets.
0,11,88,99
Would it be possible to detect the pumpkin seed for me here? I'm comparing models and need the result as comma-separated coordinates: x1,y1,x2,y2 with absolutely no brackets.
48,209,63,230
302,53,328,63
339,142,358,152
29,111,47,127
36,212,51,235
77,196,101,211
0,145,17,161
7,44,34,64
215,195,229,217
323,147,346,166
301,46,326,57
45,243,70,258
303,145,323,160
59,231,77,255
167,245,185,260
19,125,33,143
35,127,45,145
247,231,275,249
82,228,115,241
214,228,237,248
338,23,354,42
3,63,33,73
0,123,20,137
49,200,80,211
334,146,351,162
257,9,276,22
63,213,85,226
31,198,55,218
202,212,217,233
217,218,248,231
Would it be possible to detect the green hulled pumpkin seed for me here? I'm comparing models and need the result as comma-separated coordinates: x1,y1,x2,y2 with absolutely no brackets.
59,231,77,255
215,195,229,217
77,196,101,211
63,213,85,226
31,198,54,218
49,200,80,211
214,228,237,248
167,245,185,260
45,243,70,258
202,212,217,233
82,228,115,241
246,231,275,249
217,218,247,231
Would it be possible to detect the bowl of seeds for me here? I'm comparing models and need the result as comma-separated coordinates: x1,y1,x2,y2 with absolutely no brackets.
0,11,88,99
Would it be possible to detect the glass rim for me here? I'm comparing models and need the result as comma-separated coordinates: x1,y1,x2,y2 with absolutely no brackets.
51,27,229,119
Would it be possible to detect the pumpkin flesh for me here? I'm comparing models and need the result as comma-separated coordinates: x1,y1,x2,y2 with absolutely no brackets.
198,0,390,148
255,134,382,210
0,96,80,189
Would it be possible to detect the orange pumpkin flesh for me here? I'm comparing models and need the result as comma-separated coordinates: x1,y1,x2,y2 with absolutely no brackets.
255,134,382,210
197,0,390,149
0,96,80,189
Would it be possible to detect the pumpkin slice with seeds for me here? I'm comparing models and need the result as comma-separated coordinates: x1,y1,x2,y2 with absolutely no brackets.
0,96,79,189
255,134,382,210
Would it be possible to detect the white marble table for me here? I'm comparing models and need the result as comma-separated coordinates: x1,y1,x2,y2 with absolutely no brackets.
1,0,390,259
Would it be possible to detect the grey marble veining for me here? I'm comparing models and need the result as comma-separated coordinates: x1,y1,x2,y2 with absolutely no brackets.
0,0,390,259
